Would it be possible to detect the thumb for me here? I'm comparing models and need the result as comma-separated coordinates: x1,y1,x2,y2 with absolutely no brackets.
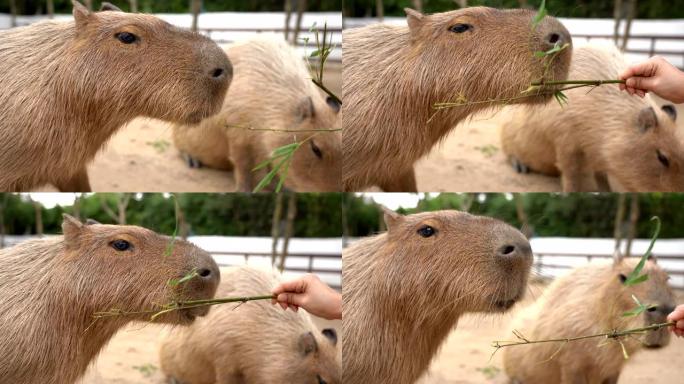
625,76,657,92
277,292,306,307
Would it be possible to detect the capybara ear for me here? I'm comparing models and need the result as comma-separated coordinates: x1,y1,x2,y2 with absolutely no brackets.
381,206,403,230
322,328,337,346
405,8,424,35
100,2,123,12
662,105,677,122
326,96,341,114
295,97,315,122
62,214,84,247
298,331,318,356
637,106,657,132
647,253,658,263
85,218,101,225
72,0,92,30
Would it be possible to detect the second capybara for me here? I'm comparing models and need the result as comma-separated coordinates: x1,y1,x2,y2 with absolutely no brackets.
0,1,232,192
343,208,533,383
173,35,341,192
503,257,675,383
159,266,341,384
501,45,683,192
0,215,220,384
342,7,572,191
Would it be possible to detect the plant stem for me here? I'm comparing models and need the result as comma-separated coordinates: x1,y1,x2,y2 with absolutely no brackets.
531,79,626,86
225,124,341,133
312,79,342,106
492,321,675,349
92,294,276,319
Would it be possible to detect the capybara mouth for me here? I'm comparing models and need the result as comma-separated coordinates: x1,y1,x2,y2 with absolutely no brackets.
494,293,522,311
179,306,210,323
645,343,664,349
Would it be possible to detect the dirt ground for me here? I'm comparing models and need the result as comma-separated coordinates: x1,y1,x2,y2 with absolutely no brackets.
38,64,342,193
416,99,684,192
78,310,341,383
416,282,684,384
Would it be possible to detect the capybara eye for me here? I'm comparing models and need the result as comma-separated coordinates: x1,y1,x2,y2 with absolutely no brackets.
657,150,670,168
317,375,327,384
311,141,323,159
417,225,436,238
110,239,131,251
115,32,138,44
449,23,472,34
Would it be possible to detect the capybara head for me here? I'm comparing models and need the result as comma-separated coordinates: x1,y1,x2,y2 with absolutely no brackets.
607,104,684,191
381,208,533,313
404,6,571,105
613,257,675,348
289,328,340,384
61,214,220,324
273,96,341,191
65,1,232,124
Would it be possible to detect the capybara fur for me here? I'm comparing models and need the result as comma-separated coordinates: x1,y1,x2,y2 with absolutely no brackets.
159,266,340,384
343,208,533,383
503,258,675,384
0,214,220,384
0,1,232,192
342,7,572,191
173,35,341,192
501,45,682,192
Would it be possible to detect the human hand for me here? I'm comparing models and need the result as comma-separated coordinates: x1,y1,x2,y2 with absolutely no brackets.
667,304,684,337
271,274,342,320
619,56,684,103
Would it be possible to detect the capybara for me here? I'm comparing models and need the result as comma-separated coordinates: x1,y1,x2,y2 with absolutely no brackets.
173,35,341,192
0,214,220,384
159,266,340,384
503,257,675,384
0,1,232,192
501,45,682,192
342,7,572,191
343,208,533,383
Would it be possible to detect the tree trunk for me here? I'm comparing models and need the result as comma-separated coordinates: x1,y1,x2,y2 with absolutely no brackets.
460,193,475,213
341,194,349,247
84,0,93,11
284,0,293,42
625,194,640,257
514,194,533,238
72,193,82,221
271,193,284,265
129,0,138,13
278,193,297,272
412,0,423,12
100,194,130,225
191,0,202,32
620,0,637,51
47,0,54,19
9,0,17,28
375,0,384,21
516,0,527,7
613,0,623,45
33,200,43,236
0,194,7,248
176,200,190,240
613,193,627,262
292,0,307,46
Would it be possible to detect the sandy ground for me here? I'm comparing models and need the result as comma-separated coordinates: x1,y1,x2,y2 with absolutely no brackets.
37,64,342,193
78,311,341,384
416,282,684,384
416,99,684,192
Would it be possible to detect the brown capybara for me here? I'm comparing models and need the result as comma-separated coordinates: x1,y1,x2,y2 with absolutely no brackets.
343,208,533,383
503,257,675,384
0,214,220,384
159,266,340,384
173,35,341,192
501,45,682,192
0,1,232,192
342,7,572,192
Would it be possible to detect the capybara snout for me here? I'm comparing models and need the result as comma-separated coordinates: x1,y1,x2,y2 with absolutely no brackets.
534,12,572,52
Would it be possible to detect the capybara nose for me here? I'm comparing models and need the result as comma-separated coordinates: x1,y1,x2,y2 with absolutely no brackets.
209,60,232,82
196,258,220,288
542,31,568,50
496,241,532,263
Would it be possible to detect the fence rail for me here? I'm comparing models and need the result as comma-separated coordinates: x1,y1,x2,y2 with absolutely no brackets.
573,33,684,68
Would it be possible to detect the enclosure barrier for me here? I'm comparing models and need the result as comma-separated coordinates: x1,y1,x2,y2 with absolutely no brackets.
533,251,684,289
573,33,684,69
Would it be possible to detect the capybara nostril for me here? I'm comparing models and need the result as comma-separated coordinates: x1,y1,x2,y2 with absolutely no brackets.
210,68,224,78
547,33,560,44
541,29,570,51
501,245,516,255
197,268,212,278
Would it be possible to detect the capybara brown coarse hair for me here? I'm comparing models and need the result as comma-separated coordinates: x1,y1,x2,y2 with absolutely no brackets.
0,1,232,192
501,45,682,192
342,7,572,191
343,208,533,383
503,258,675,384
159,266,340,384
173,35,341,192
0,215,220,384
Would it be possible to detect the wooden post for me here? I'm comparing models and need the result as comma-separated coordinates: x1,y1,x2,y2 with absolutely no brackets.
292,0,307,46
278,193,297,272
613,193,627,263
191,0,202,32
625,194,640,257
129,0,138,13
271,193,284,266
47,0,54,19
375,0,384,21
9,0,17,28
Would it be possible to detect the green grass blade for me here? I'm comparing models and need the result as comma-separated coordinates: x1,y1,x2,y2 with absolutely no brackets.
623,216,661,286
532,0,547,30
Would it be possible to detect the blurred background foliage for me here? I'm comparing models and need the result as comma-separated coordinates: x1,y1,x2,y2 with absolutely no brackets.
0,0,341,14
0,193,343,237
343,0,684,19
346,193,684,238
